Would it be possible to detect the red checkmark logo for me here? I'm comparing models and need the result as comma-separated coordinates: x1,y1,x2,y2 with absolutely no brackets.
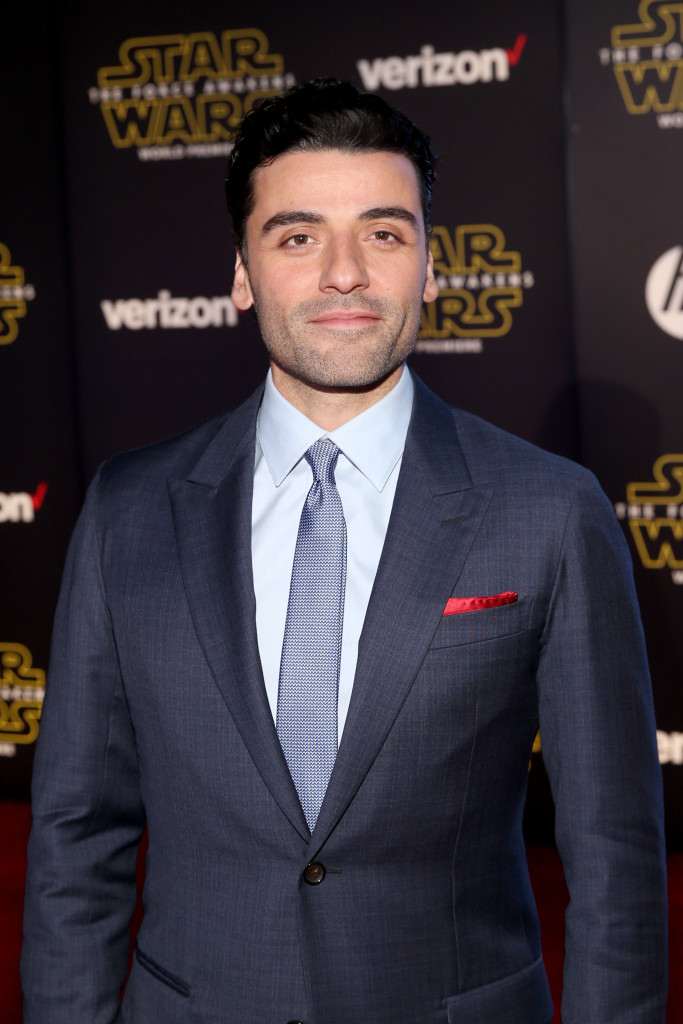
31,482,48,510
506,33,527,67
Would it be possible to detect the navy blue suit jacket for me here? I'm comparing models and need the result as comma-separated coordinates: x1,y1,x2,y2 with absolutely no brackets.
22,375,667,1023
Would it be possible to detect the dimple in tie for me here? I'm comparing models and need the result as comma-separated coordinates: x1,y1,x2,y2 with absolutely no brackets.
276,438,347,832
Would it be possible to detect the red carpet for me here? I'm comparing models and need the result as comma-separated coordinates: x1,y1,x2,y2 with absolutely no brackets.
2,801,31,1024
2,800,677,1021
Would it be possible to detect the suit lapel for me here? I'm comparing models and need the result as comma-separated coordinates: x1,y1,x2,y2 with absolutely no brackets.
168,388,310,840
310,376,491,849
168,376,490,851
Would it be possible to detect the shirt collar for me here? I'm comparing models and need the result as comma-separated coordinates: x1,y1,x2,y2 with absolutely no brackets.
257,365,414,492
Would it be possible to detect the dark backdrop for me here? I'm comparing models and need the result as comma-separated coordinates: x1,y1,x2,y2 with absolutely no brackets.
2,0,681,845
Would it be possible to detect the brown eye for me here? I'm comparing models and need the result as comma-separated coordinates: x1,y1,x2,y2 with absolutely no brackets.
370,230,399,243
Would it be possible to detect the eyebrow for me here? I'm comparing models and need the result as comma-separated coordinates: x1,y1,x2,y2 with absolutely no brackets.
359,207,419,229
260,206,419,236
260,211,325,235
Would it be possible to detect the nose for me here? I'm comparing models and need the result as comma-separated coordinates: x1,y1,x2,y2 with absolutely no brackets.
318,236,370,293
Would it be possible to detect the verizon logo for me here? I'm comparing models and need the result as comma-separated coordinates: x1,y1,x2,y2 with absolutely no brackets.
0,482,48,523
100,290,238,330
357,35,527,91
658,730,683,764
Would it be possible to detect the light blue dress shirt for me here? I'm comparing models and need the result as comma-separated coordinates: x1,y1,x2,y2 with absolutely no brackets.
252,366,414,742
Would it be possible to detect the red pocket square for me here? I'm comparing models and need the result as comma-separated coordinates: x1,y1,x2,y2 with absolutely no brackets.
443,591,518,615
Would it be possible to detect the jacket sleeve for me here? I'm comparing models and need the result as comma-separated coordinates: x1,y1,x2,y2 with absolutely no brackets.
21,471,145,1023
536,471,667,1023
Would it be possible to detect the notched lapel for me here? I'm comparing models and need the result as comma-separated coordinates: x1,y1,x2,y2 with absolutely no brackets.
169,394,310,840
310,377,492,847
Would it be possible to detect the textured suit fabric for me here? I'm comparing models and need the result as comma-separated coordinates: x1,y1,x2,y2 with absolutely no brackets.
21,375,667,1024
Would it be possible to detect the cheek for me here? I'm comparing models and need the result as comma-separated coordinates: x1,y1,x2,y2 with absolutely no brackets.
257,266,315,309
373,258,429,295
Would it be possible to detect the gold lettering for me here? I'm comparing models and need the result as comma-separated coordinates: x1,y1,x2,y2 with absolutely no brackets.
419,287,522,339
630,518,683,568
101,99,160,147
98,30,284,88
430,224,520,274
0,644,45,746
98,35,186,87
614,60,683,113
156,97,200,144
180,32,225,81
627,454,683,504
221,28,283,76
0,244,27,344
456,225,520,273
612,0,683,47
196,94,242,141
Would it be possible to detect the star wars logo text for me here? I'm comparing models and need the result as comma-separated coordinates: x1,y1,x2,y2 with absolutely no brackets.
357,34,527,91
0,643,45,757
417,225,534,354
599,1,683,128
0,243,36,345
89,28,294,160
615,454,683,583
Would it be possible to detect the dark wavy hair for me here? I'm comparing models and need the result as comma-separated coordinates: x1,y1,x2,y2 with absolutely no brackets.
225,78,437,253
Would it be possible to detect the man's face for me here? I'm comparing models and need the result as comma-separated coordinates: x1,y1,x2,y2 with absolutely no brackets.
231,148,438,399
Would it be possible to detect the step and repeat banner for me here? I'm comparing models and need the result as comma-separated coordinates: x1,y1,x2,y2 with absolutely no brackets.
1,8,82,798
566,0,683,846
2,1,681,843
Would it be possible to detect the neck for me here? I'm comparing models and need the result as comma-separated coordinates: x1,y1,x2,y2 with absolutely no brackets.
270,365,404,430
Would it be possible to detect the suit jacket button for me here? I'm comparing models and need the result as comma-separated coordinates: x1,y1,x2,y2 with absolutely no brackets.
303,861,326,885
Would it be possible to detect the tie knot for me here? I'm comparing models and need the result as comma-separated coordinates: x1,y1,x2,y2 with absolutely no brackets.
305,438,340,483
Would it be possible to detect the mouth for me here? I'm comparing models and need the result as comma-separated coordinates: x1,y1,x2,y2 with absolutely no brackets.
309,310,382,329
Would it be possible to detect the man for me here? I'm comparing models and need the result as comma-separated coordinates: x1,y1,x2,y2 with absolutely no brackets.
22,79,666,1023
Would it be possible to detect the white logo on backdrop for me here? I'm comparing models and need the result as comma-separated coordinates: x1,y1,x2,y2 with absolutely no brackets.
100,291,238,330
357,35,527,92
645,246,683,339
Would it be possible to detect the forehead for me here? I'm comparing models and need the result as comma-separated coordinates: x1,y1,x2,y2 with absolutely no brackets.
248,148,423,221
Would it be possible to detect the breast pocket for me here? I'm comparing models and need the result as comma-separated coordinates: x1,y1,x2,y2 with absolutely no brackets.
430,596,534,650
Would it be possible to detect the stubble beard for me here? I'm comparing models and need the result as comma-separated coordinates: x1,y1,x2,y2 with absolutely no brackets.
252,292,423,391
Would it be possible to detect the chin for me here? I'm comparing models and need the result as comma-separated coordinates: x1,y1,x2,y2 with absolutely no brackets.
301,364,402,391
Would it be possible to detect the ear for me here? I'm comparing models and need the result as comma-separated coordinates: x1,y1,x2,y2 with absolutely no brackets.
422,249,439,303
231,250,254,311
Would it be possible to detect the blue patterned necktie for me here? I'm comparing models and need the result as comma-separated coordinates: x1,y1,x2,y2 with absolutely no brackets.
276,438,347,832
